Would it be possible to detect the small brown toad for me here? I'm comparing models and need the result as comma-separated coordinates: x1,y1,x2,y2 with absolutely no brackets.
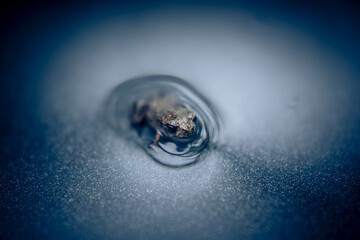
130,96,197,146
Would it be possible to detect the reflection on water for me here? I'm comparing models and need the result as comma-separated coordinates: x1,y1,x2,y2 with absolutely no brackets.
105,75,222,166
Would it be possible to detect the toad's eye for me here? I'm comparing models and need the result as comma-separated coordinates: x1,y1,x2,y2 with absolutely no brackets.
165,124,177,133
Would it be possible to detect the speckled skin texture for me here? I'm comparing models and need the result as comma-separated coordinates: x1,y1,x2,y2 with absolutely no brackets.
1,1,360,240
131,97,196,138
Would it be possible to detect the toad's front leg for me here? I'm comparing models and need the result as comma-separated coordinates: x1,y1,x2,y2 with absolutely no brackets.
150,131,160,148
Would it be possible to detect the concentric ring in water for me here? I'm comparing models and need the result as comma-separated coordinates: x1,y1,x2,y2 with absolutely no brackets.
105,75,222,167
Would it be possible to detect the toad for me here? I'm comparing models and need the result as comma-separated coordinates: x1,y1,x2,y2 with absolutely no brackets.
130,96,197,146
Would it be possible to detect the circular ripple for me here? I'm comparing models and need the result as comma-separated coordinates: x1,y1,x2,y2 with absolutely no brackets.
105,75,222,167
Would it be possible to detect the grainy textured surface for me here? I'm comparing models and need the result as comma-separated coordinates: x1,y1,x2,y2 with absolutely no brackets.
1,1,360,239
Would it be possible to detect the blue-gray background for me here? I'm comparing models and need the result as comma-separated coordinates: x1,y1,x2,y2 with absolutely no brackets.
1,1,360,239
